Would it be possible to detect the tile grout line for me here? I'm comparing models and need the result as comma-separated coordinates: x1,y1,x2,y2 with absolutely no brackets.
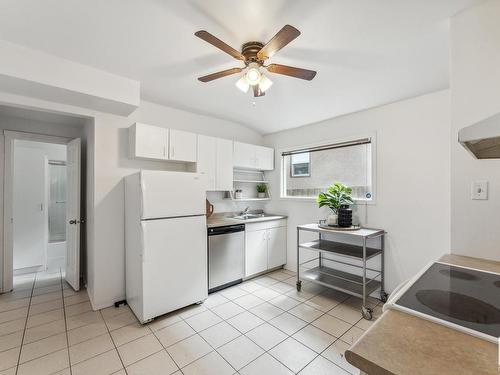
178,310,238,374
14,271,36,375
99,309,130,375
150,314,187,374
59,268,74,375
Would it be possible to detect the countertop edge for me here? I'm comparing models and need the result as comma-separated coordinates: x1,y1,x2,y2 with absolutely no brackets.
207,215,287,228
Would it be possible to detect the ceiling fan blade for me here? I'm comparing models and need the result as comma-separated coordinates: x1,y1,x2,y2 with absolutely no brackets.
195,30,246,61
198,68,243,82
253,85,265,97
257,25,301,60
266,64,317,80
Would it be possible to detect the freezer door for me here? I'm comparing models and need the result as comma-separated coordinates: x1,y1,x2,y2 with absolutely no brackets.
140,171,206,219
141,215,207,321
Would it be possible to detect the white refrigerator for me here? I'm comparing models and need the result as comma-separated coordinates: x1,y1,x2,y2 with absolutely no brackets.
124,170,208,323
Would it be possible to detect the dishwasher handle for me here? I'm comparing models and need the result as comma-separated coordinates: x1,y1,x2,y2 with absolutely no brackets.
208,225,245,236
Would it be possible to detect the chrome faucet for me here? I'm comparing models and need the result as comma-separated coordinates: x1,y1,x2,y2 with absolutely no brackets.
242,206,250,214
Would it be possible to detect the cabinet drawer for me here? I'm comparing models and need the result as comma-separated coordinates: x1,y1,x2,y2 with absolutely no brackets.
245,219,287,232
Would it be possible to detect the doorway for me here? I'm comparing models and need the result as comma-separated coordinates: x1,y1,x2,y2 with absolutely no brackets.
12,140,68,275
3,131,82,292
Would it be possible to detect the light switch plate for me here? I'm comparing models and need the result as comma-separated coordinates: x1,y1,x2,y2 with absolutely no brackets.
471,180,488,200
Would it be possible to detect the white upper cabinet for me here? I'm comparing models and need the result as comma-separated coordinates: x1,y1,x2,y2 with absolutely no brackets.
216,138,233,191
233,141,256,169
255,145,274,171
129,123,168,160
233,141,274,170
197,135,233,191
197,135,217,190
169,129,197,162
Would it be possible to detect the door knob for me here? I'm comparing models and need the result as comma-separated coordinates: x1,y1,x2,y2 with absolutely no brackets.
69,219,78,224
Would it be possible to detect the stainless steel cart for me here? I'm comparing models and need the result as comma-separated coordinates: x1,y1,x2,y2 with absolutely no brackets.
296,224,387,320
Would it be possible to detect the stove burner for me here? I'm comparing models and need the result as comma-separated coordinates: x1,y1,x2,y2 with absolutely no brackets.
494,280,500,289
416,289,500,324
438,269,478,281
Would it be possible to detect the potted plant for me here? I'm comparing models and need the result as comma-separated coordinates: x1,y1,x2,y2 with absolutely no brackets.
256,184,267,198
317,182,353,226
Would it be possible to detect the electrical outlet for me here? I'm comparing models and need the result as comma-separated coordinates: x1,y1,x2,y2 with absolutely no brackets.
471,180,488,200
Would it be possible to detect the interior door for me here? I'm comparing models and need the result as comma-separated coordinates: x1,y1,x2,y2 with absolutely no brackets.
65,138,81,290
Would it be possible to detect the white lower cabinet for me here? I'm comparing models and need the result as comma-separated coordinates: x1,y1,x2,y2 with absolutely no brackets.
245,220,287,277
245,230,268,276
267,226,287,269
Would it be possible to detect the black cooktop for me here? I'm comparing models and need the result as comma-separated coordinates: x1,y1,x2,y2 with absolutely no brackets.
395,262,500,339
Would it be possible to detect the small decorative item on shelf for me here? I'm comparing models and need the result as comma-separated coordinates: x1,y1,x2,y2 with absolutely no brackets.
256,184,267,198
234,189,243,199
317,182,353,227
338,205,353,227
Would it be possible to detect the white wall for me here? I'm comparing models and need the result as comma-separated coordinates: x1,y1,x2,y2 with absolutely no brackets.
13,140,66,272
450,0,500,262
263,90,451,292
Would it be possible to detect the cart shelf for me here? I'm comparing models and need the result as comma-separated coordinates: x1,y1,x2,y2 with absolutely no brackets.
302,266,382,298
299,239,382,260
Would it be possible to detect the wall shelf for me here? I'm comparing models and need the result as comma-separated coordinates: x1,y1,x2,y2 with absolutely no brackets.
233,179,270,183
226,197,271,201
231,169,271,200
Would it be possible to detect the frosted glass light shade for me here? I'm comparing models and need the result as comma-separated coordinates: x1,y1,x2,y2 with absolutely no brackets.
259,74,273,92
235,76,250,93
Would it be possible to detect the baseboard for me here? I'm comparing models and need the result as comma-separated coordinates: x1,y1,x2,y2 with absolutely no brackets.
14,265,45,275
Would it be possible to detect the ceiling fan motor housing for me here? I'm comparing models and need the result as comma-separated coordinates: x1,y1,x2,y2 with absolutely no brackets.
242,41,265,64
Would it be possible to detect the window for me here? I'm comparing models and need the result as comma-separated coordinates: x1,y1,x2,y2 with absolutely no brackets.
281,136,374,201
290,153,310,177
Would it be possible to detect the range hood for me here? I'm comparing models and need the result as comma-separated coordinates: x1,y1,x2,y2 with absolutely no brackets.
458,112,500,159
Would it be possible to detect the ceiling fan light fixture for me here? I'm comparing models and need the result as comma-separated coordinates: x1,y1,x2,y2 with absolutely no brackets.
235,75,250,93
245,63,261,85
259,74,273,92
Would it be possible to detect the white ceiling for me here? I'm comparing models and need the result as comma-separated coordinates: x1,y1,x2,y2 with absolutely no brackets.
0,0,483,134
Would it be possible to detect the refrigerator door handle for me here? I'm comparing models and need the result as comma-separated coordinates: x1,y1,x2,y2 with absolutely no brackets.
141,221,146,262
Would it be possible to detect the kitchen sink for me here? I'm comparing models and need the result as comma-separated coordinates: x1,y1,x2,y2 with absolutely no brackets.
231,213,265,220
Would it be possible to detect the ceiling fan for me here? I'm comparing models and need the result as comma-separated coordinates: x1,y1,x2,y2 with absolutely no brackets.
195,25,317,97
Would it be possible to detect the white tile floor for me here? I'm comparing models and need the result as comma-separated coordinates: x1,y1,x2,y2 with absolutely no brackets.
0,269,383,375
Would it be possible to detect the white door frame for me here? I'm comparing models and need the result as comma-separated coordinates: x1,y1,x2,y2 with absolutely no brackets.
2,130,71,292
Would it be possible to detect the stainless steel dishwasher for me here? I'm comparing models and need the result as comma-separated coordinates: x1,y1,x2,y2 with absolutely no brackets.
208,224,245,293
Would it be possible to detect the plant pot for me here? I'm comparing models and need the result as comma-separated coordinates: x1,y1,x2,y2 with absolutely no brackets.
338,206,353,227
326,213,338,226
257,192,266,198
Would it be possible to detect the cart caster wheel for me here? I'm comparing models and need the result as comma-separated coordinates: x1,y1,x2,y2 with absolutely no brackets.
362,306,373,320
296,281,302,291
380,291,388,303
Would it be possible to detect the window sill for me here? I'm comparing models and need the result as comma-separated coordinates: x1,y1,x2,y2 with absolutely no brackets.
279,196,376,205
